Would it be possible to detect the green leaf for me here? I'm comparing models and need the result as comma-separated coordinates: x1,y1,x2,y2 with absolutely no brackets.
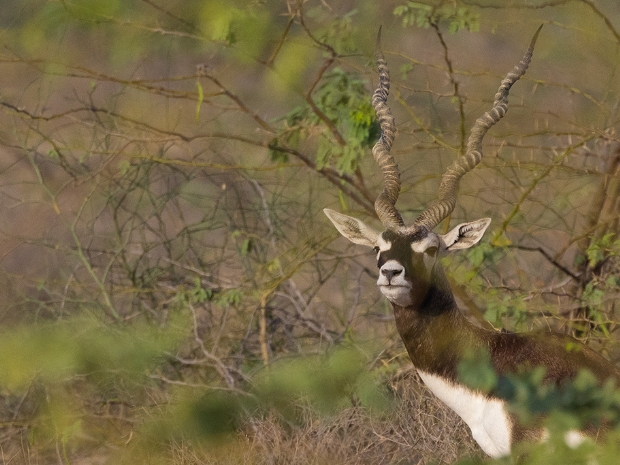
195,80,204,122
118,160,130,175
338,191,347,211
240,238,251,256
266,258,281,273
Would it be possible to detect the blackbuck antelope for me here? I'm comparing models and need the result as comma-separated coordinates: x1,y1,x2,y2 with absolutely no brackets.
324,27,619,457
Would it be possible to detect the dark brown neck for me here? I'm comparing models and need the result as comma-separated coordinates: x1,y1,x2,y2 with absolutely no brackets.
392,263,488,380
392,263,620,394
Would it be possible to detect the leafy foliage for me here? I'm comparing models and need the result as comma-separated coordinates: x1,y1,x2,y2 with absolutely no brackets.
585,233,620,268
0,317,185,390
271,68,379,173
317,9,359,54
394,1,479,32
252,347,392,417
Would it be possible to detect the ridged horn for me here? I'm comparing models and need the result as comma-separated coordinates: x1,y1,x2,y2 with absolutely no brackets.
372,27,404,229
411,25,543,232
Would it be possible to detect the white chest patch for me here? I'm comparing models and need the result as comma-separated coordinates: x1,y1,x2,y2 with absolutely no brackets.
418,370,512,458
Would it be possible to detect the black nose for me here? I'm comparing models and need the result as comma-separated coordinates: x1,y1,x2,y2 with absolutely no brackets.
381,268,402,282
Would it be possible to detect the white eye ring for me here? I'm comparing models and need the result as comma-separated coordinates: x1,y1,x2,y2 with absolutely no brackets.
411,235,439,253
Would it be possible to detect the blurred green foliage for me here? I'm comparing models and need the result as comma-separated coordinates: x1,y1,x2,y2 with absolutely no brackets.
0,316,185,391
252,347,392,417
124,347,391,460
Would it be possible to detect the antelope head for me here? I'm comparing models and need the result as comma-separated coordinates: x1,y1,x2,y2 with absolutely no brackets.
325,28,541,309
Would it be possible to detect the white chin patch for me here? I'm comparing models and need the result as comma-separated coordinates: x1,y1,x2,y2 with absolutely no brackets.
379,285,413,307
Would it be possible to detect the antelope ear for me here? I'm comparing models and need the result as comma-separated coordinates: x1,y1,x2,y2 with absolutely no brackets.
323,209,379,247
439,218,491,251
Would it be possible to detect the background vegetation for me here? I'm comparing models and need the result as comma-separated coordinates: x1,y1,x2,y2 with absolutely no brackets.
0,0,619,463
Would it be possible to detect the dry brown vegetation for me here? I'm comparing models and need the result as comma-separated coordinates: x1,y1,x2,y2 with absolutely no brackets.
168,372,482,465
0,0,619,464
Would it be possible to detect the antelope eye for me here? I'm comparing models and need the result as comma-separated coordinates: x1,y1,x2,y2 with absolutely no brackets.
373,246,380,254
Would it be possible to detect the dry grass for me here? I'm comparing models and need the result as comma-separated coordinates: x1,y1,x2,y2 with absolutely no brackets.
170,370,482,465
